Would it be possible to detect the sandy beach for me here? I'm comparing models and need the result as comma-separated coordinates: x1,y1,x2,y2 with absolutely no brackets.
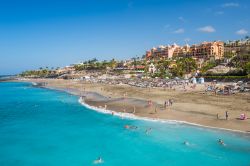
19,78,250,132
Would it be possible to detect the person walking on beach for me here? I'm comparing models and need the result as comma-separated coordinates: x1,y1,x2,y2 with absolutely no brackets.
225,111,229,120
123,93,126,100
169,99,173,106
148,100,152,107
133,106,136,114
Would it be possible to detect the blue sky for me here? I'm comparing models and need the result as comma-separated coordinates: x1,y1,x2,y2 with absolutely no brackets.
0,0,249,75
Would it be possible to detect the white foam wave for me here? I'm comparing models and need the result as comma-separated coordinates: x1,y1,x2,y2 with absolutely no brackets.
78,98,180,124
78,97,249,134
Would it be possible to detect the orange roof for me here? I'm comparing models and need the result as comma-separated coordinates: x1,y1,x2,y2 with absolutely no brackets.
135,65,145,69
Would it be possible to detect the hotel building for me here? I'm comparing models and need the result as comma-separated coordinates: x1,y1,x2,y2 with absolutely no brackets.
146,41,224,61
224,39,250,55
146,44,179,60
189,41,224,60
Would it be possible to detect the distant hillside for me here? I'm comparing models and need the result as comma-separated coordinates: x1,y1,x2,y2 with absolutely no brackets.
0,75,17,81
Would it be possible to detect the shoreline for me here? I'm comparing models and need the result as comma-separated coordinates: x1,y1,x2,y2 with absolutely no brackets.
35,82,250,134
79,97,250,135
12,79,250,133
26,81,250,134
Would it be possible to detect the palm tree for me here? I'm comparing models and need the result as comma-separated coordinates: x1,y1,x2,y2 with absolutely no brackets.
236,40,240,46
132,57,137,70
162,60,171,70
144,63,149,74
177,58,197,74
109,59,117,69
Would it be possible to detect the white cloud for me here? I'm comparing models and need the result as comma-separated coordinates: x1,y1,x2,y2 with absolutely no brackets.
214,11,224,15
178,16,186,22
173,28,185,34
236,29,248,35
222,2,239,8
198,26,216,33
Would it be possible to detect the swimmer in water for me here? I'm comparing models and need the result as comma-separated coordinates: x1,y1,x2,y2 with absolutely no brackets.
183,141,189,146
124,125,137,130
218,139,225,146
130,126,138,130
145,128,152,134
93,156,103,164
124,125,130,129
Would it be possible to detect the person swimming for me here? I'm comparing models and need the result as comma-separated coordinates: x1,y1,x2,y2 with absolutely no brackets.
145,128,152,134
124,125,137,130
218,139,225,146
130,126,138,130
124,125,130,129
93,156,103,164
183,141,189,146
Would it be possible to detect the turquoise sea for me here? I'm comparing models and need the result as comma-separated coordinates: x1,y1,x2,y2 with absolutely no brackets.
0,82,250,166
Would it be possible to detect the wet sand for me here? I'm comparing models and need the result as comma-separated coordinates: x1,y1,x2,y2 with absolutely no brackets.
19,78,250,132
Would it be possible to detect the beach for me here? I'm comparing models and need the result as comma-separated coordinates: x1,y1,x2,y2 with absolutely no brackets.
19,78,250,132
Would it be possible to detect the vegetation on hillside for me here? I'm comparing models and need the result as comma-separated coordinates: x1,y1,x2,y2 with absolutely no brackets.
20,67,57,77
74,58,118,71
19,48,250,79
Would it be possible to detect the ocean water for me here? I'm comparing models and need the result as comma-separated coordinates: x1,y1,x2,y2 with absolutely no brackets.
0,82,250,166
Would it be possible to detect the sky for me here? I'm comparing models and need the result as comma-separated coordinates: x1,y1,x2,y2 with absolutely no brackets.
0,0,249,75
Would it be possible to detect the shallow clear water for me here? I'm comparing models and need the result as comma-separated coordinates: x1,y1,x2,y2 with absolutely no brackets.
0,82,250,166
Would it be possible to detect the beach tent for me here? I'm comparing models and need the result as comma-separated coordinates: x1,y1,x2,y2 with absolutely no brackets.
191,77,197,84
198,77,204,84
